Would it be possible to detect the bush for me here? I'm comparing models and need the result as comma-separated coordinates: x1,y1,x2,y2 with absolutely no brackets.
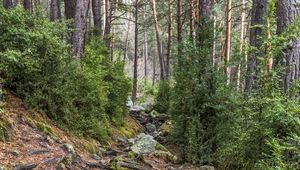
0,7,129,141
154,81,170,114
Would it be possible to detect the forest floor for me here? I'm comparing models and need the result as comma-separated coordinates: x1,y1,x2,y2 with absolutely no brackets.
0,93,210,170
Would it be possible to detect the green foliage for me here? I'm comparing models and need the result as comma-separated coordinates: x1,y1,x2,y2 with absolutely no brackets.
36,122,54,136
0,7,129,142
0,117,11,142
154,81,170,113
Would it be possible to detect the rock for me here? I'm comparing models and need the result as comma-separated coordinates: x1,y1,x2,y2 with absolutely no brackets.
200,166,215,170
131,133,157,154
126,97,134,107
160,121,172,136
140,101,154,112
91,154,101,160
116,136,127,145
104,148,118,156
145,123,158,137
29,149,49,155
44,135,54,145
13,163,37,170
130,105,145,113
61,143,76,155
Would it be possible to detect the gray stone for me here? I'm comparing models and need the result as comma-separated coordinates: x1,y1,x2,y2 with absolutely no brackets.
130,133,157,154
130,105,145,112
145,123,156,134
61,143,75,155
116,136,127,144
29,149,49,155
91,154,101,160
13,163,37,170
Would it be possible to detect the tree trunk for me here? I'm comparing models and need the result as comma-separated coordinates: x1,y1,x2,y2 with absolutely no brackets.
50,0,61,21
143,5,148,80
177,0,182,48
237,0,246,89
245,0,268,93
225,0,232,85
166,0,172,79
72,0,89,58
23,0,31,10
277,0,300,95
64,0,76,19
3,0,13,9
132,0,138,103
124,16,131,61
151,0,165,80
92,0,102,35
104,0,112,48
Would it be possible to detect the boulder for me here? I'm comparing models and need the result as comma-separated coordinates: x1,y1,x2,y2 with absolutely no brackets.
130,133,157,154
145,123,158,137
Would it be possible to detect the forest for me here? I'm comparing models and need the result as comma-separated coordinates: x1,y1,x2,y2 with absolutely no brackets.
1,0,300,169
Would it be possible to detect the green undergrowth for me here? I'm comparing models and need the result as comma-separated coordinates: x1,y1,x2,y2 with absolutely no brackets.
0,6,130,142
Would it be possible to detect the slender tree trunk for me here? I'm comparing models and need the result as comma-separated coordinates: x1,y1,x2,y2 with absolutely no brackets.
166,0,172,79
245,0,268,93
92,0,102,35
277,0,300,96
104,0,112,48
152,51,157,86
3,0,13,9
225,0,232,85
124,16,131,61
143,5,148,80
132,0,138,103
177,0,182,49
23,0,31,10
151,0,165,80
73,0,89,58
237,0,246,89
50,0,61,21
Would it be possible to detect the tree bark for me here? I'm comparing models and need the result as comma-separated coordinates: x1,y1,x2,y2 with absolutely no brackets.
132,0,138,103
64,0,76,19
104,0,113,48
72,0,89,58
237,0,246,89
166,0,172,79
143,5,148,80
50,0,61,21
23,0,31,10
277,0,300,95
151,0,165,80
177,0,182,48
92,0,102,35
225,0,232,85
245,0,268,93
3,0,13,9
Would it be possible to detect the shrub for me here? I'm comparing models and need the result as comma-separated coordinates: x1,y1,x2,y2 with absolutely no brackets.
0,7,129,141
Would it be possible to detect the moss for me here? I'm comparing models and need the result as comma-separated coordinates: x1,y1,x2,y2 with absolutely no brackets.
149,110,160,118
119,126,135,138
155,143,168,152
83,140,98,154
36,122,54,136
127,151,136,159
0,118,11,142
